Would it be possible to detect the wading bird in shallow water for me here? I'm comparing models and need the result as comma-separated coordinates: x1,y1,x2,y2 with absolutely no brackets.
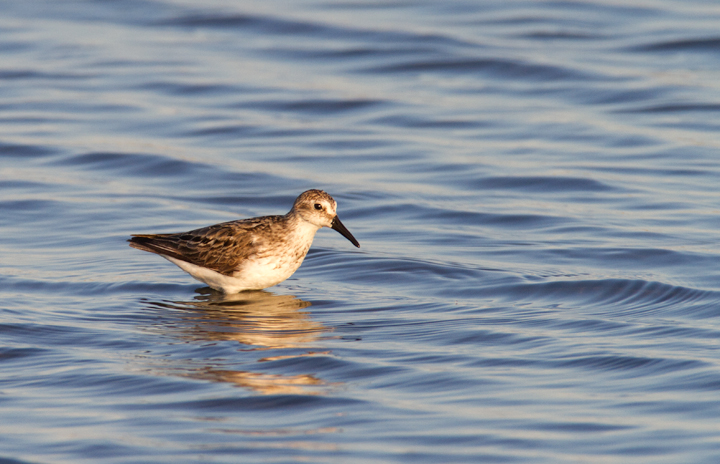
129,189,359,293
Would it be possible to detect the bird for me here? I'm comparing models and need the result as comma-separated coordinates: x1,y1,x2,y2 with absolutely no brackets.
128,189,359,293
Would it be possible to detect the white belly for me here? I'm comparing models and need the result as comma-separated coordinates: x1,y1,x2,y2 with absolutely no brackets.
164,248,308,293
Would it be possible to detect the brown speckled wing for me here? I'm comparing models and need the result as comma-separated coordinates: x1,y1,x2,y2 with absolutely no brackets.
129,216,284,276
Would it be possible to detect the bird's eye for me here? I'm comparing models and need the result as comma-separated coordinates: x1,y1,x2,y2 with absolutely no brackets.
314,203,323,210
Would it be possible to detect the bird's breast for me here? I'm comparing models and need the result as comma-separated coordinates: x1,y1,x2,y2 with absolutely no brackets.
231,237,313,289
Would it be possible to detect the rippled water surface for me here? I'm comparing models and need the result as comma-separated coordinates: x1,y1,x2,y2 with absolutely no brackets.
2,1,720,462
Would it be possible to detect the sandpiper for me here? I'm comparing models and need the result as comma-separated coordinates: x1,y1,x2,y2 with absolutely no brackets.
129,189,359,293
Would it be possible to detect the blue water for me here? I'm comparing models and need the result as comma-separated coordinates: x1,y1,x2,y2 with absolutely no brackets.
2,1,720,462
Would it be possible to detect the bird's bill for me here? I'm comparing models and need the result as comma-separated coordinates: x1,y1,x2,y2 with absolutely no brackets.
331,216,360,248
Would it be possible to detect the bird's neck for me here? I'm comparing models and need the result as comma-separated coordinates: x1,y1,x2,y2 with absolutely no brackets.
285,211,322,239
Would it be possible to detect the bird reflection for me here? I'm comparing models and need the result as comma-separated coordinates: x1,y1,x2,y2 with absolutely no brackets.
188,368,327,395
154,289,326,349
141,289,338,395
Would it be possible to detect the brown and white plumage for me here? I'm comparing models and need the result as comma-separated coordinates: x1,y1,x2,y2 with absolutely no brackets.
129,190,359,293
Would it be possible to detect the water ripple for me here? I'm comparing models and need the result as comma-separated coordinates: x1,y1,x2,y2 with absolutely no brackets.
632,36,720,52
362,57,595,82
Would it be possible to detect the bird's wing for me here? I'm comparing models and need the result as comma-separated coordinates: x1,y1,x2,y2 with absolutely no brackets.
128,217,282,276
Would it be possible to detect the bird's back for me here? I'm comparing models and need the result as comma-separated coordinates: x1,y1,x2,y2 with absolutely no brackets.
128,216,287,276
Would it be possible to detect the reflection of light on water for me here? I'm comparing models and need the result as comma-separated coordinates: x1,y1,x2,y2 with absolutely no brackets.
207,426,343,451
146,290,327,349
210,426,341,437
139,290,340,395
188,368,327,395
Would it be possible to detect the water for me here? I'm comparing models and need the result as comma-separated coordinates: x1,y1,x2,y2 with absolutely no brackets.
1,0,720,462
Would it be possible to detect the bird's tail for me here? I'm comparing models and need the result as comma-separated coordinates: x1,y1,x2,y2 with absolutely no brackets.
128,234,182,259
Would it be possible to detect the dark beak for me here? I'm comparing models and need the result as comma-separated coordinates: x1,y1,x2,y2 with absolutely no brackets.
331,216,360,248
